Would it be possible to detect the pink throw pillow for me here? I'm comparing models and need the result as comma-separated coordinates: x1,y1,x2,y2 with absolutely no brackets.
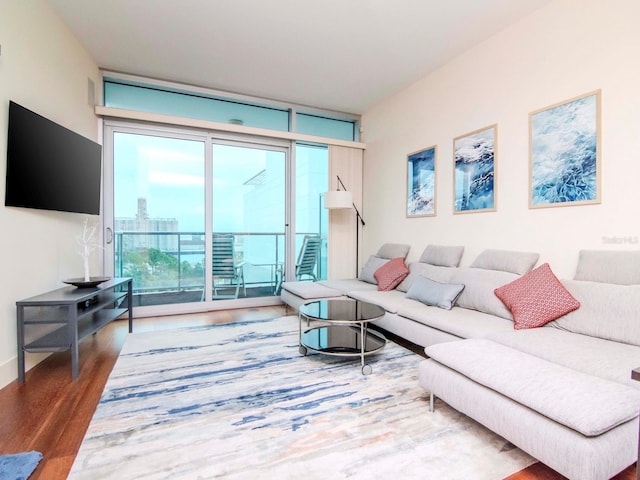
494,263,580,329
374,257,409,291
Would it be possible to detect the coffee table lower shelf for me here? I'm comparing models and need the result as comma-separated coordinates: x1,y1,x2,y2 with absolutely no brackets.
299,324,387,375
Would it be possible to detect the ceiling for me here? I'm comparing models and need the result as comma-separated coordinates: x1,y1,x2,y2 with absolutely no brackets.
46,0,552,115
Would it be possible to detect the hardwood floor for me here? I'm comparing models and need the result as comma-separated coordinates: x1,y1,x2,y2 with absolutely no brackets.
0,306,635,480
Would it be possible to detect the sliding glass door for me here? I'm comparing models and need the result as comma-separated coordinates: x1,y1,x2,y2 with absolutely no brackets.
103,123,330,312
207,142,286,301
295,144,328,281
105,128,207,307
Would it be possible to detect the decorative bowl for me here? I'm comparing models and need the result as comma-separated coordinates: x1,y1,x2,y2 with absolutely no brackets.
63,277,111,288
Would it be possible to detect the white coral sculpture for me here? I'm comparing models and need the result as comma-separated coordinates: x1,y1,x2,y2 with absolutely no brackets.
77,219,100,282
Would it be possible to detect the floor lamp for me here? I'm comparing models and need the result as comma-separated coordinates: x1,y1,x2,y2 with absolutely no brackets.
323,175,366,277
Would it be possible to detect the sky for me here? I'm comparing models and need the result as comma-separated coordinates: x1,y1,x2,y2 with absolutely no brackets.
113,133,327,233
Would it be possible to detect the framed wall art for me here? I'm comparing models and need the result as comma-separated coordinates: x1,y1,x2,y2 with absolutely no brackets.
529,90,601,208
407,145,437,217
453,125,497,214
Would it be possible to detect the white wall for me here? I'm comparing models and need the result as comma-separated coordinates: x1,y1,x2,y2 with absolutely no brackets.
361,0,640,279
0,0,101,387
328,145,364,279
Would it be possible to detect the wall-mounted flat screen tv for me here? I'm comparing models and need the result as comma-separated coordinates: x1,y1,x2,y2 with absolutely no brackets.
5,101,102,215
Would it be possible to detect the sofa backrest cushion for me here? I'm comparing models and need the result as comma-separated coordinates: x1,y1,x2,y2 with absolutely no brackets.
470,249,539,275
449,267,518,320
550,280,640,346
376,243,411,260
396,262,455,292
359,255,388,284
418,245,465,267
405,275,465,310
574,249,640,285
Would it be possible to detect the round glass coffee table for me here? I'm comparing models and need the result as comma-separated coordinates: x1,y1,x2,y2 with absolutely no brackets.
298,298,386,375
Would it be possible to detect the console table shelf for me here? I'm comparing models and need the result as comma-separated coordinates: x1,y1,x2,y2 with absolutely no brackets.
17,277,132,381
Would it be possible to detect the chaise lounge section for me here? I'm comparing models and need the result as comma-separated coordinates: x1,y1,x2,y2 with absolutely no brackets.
419,250,640,479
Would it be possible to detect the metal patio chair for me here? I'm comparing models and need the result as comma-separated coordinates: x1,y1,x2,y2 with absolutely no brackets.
295,235,322,281
212,233,245,299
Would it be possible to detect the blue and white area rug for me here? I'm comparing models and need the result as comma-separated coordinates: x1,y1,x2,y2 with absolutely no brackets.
69,316,534,479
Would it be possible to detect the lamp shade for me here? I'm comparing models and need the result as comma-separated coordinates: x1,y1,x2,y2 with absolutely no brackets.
323,190,353,209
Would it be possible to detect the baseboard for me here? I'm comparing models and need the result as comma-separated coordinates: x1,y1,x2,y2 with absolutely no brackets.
0,352,50,389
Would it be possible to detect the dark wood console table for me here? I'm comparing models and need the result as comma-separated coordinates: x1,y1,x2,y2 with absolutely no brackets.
16,277,133,382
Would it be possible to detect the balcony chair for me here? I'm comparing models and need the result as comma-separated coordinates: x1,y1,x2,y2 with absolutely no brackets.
212,233,245,299
295,235,322,281
273,234,322,295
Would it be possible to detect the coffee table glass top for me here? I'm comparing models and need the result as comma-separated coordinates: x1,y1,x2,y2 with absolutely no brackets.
299,299,385,324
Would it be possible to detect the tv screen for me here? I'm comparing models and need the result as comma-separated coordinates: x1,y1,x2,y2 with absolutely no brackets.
5,101,102,215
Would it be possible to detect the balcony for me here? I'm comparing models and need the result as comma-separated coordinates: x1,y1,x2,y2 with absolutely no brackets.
114,231,326,306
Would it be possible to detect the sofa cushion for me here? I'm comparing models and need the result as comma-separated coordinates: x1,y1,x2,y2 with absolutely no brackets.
376,243,411,260
397,302,514,340
425,339,640,436
494,263,580,329
449,267,518,320
396,263,455,293
574,249,640,285
280,281,343,300
471,249,539,275
405,275,464,310
319,279,377,293
359,255,388,284
418,245,465,267
374,257,409,291
550,280,640,347
347,289,415,314
318,278,378,294
486,328,640,389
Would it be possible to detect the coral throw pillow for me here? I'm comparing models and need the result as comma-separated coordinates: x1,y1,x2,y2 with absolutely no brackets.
494,262,580,329
374,257,409,291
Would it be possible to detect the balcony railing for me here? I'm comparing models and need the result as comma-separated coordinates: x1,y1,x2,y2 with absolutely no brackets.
113,231,326,304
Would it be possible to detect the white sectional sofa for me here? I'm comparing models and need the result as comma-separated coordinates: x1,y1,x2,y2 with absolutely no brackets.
280,245,640,480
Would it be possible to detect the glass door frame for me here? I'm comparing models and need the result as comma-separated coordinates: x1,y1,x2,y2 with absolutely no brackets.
205,132,293,303
103,120,293,317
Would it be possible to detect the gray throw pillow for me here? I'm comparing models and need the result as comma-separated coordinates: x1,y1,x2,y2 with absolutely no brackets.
359,256,389,284
405,275,465,310
396,263,455,292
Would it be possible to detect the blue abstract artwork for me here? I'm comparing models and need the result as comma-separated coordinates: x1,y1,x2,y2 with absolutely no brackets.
454,126,496,213
530,91,600,207
407,146,436,217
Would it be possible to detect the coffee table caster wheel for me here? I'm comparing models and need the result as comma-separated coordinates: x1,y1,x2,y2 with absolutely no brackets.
299,345,308,356
362,364,372,375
